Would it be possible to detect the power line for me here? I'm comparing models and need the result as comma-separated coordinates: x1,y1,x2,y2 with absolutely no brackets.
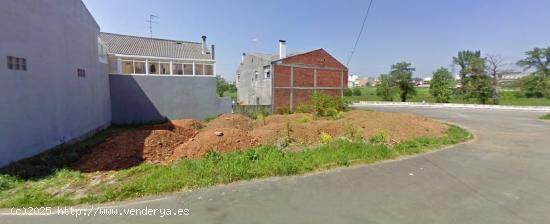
346,0,374,67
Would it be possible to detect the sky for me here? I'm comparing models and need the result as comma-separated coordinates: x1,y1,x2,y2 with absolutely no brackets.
83,0,550,80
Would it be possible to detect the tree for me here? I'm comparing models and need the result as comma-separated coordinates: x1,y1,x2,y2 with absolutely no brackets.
485,54,506,104
215,75,229,97
517,47,550,78
429,68,455,103
517,47,550,98
376,74,395,101
390,62,416,102
453,50,495,104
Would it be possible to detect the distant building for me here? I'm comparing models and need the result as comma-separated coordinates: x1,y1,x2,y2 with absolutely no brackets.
499,72,529,80
355,77,369,87
236,41,348,113
348,75,359,88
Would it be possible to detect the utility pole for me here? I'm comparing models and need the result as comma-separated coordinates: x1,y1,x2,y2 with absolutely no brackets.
146,14,159,38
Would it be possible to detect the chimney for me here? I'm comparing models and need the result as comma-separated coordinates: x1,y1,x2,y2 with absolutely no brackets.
279,40,287,59
201,35,208,54
241,53,246,63
211,45,215,60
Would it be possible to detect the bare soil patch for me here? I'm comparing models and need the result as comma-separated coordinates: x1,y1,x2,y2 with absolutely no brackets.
73,110,448,172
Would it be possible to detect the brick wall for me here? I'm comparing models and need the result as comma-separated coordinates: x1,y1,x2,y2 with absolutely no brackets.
272,49,348,113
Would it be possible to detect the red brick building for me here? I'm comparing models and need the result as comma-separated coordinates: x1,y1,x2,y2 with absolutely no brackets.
271,49,348,113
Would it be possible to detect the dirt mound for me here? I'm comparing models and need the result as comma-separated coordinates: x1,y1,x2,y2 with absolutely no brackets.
342,110,447,141
171,128,259,159
74,130,190,172
73,110,449,172
204,114,254,131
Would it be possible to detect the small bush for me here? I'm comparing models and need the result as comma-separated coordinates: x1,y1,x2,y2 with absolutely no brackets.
368,128,388,145
294,103,315,113
0,175,17,191
320,132,332,144
343,124,364,142
352,88,362,96
343,88,353,97
310,92,349,117
300,115,313,123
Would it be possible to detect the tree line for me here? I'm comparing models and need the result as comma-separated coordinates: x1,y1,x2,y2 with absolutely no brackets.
375,47,550,104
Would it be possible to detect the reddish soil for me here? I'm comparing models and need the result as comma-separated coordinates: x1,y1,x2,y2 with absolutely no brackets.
73,110,448,172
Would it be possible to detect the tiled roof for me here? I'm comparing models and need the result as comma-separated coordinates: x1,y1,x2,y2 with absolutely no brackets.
247,52,307,62
99,32,213,60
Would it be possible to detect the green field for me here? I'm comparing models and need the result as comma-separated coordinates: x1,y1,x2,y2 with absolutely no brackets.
345,86,550,106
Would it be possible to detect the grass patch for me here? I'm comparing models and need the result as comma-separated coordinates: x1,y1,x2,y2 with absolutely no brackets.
346,86,550,106
0,126,470,208
541,114,550,120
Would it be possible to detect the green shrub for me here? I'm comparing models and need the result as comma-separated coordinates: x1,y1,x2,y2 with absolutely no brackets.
352,88,362,96
343,124,364,142
343,88,353,97
0,175,17,191
294,103,315,113
310,92,349,117
300,115,313,123
368,128,388,145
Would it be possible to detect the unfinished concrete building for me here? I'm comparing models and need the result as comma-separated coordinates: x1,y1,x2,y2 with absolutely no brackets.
236,41,348,113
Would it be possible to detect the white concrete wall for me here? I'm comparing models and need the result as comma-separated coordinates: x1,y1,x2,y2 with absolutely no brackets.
236,54,273,105
0,0,111,167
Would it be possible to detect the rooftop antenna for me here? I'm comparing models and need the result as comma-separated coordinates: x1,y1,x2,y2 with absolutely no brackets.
146,14,160,38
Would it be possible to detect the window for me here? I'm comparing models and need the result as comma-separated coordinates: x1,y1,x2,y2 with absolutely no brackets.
122,61,133,74
160,63,170,75
195,64,204,75
183,64,193,75
77,68,86,77
254,71,258,80
256,97,260,105
173,64,183,75
7,56,27,71
263,66,270,79
134,62,146,74
204,64,213,76
149,61,159,74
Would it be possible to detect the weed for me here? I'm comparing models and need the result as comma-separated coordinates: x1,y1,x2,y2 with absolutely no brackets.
203,114,221,123
541,114,550,120
300,115,313,123
320,132,332,144
368,128,388,145
343,124,364,142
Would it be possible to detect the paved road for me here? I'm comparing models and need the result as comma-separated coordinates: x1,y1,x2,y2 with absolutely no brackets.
2,107,550,224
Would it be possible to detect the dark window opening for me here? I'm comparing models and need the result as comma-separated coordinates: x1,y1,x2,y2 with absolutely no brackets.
7,56,27,71
77,68,86,77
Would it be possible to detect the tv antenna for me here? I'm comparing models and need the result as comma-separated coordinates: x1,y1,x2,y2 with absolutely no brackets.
146,14,160,38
